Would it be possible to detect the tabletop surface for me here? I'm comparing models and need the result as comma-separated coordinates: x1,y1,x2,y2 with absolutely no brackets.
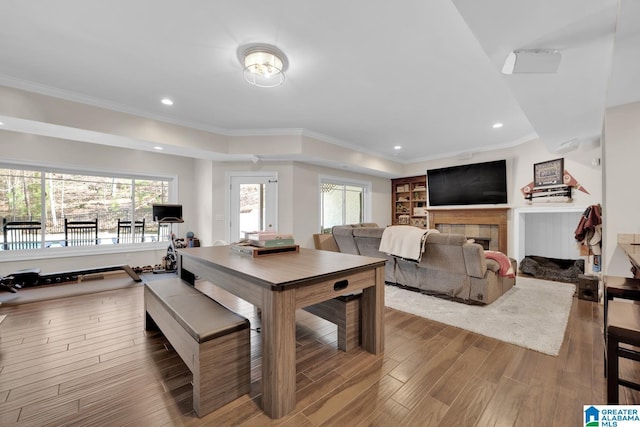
179,246,386,289
620,244,640,268
605,274,640,293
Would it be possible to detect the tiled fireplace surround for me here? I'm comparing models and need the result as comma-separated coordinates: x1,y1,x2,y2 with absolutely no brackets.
428,208,509,254
436,223,499,251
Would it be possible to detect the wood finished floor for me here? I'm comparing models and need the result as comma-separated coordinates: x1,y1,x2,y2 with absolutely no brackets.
0,280,631,426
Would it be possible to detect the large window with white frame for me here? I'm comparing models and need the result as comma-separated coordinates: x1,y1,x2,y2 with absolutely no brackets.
1,165,173,251
320,177,371,233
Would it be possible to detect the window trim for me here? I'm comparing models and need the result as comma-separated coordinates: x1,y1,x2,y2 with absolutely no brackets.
0,160,178,261
318,175,372,232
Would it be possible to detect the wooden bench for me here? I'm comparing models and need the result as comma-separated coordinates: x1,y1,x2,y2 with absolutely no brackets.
144,278,251,417
303,293,361,351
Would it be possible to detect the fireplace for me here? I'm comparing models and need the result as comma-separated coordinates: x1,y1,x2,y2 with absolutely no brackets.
435,224,496,250
428,208,509,253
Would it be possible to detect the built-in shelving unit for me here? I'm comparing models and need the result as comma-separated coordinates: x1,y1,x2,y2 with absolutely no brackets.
391,175,428,227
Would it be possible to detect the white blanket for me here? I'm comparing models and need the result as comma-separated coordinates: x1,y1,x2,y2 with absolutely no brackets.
379,226,439,261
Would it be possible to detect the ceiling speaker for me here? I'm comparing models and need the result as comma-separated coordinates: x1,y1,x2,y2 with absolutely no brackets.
554,138,580,154
502,49,561,74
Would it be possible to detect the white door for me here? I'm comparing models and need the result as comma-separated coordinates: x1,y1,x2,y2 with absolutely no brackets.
229,173,278,243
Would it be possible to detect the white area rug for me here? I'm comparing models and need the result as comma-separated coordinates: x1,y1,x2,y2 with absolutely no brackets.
385,277,576,356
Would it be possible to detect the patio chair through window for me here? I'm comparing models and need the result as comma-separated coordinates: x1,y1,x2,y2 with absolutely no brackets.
116,218,145,243
2,219,42,250
64,218,99,246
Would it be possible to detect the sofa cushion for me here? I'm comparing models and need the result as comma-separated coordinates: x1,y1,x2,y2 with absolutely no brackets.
352,227,384,239
352,227,396,283
331,226,360,254
423,233,468,275
426,233,467,246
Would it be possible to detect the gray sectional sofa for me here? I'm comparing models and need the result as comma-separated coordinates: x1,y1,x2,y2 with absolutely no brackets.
330,224,517,305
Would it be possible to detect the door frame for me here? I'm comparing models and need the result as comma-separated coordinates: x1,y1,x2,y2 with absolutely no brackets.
226,171,278,243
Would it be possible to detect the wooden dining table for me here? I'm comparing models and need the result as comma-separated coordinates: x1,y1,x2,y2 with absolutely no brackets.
177,245,385,419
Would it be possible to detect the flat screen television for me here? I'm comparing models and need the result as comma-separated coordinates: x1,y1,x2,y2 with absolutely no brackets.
152,204,183,222
427,159,508,206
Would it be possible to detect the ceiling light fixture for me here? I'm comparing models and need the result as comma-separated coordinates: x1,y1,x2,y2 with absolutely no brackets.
492,123,503,129
153,146,164,150
394,145,402,150
241,44,288,88
0,121,4,126
161,98,174,106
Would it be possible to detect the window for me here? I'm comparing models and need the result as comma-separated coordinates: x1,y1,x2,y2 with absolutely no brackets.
320,177,371,233
1,165,172,250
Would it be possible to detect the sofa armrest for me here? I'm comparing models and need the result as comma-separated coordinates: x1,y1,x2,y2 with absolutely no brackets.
313,234,339,252
485,259,500,273
462,243,488,278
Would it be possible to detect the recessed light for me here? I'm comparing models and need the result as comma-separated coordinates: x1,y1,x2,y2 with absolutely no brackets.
161,98,174,106
153,146,164,150
0,121,4,126
394,145,402,150
492,123,503,129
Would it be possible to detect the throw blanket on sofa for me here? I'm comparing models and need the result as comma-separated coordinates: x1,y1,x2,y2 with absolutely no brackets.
484,250,515,278
379,226,439,262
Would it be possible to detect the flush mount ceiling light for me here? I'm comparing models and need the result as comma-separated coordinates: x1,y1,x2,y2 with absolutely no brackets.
240,44,288,88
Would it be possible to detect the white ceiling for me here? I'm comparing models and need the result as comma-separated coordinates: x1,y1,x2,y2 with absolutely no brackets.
0,0,636,165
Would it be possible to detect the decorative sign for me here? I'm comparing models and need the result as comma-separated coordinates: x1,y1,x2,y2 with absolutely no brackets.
521,168,590,196
520,181,534,195
534,158,564,187
563,170,590,194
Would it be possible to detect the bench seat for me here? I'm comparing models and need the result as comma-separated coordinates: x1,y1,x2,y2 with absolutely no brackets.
144,278,250,417
303,293,361,351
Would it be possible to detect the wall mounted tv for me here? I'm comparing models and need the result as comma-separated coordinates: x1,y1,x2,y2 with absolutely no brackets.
427,159,508,206
152,204,184,222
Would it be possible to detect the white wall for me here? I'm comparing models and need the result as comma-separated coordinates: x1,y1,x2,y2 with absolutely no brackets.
0,132,196,275
199,160,391,249
603,101,640,276
523,211,584,258
403,137,603,258
291,162,392,249
1,119,607,275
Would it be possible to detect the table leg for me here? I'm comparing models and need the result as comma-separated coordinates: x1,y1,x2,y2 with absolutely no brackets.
261,287,297,418
361,265,385,354
607,331,619,403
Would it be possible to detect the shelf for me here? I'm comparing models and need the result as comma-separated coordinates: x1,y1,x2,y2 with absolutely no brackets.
391,175,428,227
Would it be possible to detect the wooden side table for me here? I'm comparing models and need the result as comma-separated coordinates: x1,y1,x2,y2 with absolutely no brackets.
604,276,640,379
578,274,599,301
604,276,640,327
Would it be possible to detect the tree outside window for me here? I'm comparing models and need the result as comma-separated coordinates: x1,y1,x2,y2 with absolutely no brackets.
0,166,172,250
